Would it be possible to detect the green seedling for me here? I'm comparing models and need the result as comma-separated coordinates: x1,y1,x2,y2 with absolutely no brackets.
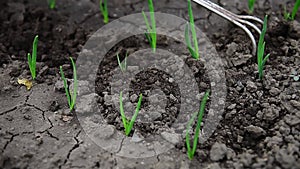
185,0,200,60
284,6,291,20
257,15,270,80
49,0,56,9
291,0,300,20
27,35,38,80
284,0,300,20
117,52,128,72
248,0,256,14
60,57,77,111
186,90,210,160
142,0,157,52
119,92,143,136
99,0,109,24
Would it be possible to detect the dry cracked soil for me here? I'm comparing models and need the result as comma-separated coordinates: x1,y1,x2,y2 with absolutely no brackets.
0,0,299,169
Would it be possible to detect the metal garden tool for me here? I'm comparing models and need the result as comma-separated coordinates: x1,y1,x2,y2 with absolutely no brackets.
192,0,264,54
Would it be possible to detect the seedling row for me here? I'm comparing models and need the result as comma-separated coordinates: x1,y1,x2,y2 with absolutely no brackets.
21,0,300,160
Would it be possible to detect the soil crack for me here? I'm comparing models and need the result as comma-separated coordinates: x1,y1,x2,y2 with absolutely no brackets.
2,134,18,153
24,103,47,121
157,155,160,162
45,130,59,141
24,90,33,103
59,130,82,168
116,137,125,154
0,106,18,116
2,131,34,153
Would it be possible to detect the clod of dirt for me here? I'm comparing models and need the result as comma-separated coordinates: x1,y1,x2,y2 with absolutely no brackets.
54,80,65,92
160,131,181,145
245,125,266,138
210,142,228,161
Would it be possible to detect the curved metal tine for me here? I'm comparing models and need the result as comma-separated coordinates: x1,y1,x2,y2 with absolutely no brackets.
236,18,262,34
191,0,241,29
238,15,264,24
199,0,264,24
196,0,242,19
192,0,261,54
200,1,262,39
227,19,258,55
200,1,262,34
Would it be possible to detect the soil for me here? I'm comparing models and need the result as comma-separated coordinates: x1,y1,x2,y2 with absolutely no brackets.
0,0,299,169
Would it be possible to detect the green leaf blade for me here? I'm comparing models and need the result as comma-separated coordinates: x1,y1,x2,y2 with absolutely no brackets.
185,90,210,160
119,92,129,134
248,0,256,13
142,0,157,52
99,0,109,23
291,0,300,20
126,94,143,136
49,0,56,9
70,57,77,110
186,0,200,60
192,91,209,155
60,66,71,108
257,15,270,80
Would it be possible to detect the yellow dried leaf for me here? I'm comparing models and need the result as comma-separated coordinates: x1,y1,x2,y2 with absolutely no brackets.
17,78,33,90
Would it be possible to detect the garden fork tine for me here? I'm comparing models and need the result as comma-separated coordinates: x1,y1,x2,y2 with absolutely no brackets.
192,0,264,55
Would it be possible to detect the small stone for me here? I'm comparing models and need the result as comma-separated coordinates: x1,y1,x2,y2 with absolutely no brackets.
237,135,243,143
161,131,181,145
263,106,280,121
290,100,300,109
210,142,227,161
226,42,238,56
269,87,281,96
54,80,65,92
130,94,138,102
284,114,300,126
227,104,236,110
148,109,162,121
104,94,113,105
131,130,144,142
245,125,266,138
232,54,252,67
246,81,257,92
